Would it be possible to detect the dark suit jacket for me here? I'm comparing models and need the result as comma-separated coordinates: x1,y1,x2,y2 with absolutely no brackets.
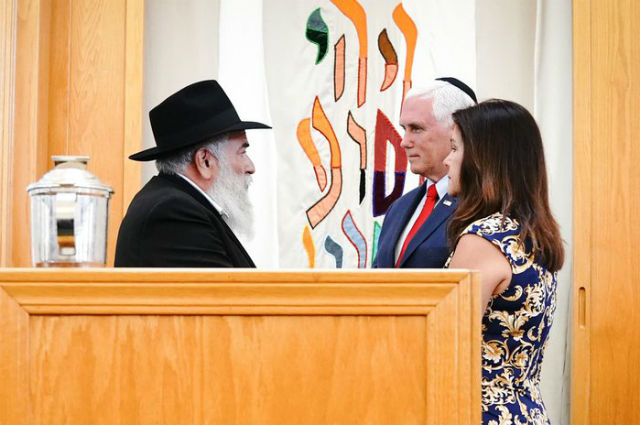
373,184,457,268
114,173,255,267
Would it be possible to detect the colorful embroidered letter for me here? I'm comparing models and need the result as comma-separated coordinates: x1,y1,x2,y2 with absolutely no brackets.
334,35,346,101
306,8,329,64
324,235,343,268
392,3,417,100
330,0,368,106
371,221,382,263
347,111,367,204
303,225,315,268
342,210,367,268
377,29,398,91
305,97,343,228
297,118,327,191
372,109,407,216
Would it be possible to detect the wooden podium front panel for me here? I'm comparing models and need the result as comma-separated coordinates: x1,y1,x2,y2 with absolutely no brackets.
0,269,480,425
29,316,426,425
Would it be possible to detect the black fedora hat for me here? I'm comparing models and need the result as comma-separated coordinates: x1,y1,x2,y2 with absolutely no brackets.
130,80,271,161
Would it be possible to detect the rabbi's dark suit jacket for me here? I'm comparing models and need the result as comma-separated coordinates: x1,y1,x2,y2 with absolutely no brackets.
115,173,255,268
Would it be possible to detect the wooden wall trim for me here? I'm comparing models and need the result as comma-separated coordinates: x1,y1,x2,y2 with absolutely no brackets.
0,0,16,267
123,0,144,213
571,0,592,423
0,269,470,316
11,0,51,267
5,282,448,314
0,287,29,425
0,268,474,283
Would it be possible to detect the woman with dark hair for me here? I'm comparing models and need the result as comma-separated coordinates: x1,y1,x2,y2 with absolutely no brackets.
443,99,564,425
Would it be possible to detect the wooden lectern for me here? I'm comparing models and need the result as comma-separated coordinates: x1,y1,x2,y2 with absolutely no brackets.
0,269,480,425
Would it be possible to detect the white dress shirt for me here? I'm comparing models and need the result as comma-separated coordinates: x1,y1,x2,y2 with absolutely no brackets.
394,177,449,263
176,173,228,220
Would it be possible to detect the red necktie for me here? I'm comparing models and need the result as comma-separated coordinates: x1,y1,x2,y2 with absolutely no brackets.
395,184,438,267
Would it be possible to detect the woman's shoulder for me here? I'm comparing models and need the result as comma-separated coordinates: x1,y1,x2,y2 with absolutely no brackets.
462,212,520,238
461,213,534,271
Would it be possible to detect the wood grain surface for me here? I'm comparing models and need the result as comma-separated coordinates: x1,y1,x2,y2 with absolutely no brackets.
0,269,481,425
572,0,640,424
28,315,426,425
4,0,143,266
0,0,16,267
0,287,29,425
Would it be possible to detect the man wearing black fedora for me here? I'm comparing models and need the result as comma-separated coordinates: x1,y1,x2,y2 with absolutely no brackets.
114,80,270,267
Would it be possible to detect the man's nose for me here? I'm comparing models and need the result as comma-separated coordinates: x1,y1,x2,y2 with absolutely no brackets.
246,157,256,174
400,134,411,149
443,153,452,170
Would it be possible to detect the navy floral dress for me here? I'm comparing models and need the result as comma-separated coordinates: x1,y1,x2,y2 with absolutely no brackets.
446,213,557,425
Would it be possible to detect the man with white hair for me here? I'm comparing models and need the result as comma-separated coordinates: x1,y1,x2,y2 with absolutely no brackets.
373,77,476,268
115,80,270,267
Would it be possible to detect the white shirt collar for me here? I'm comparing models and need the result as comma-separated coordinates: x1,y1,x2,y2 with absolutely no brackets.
176,173,227,218
426,176,449,200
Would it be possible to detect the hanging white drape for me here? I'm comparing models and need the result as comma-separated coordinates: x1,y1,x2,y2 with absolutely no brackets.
226,0,475,268
534,1,573,424
218,0,280,268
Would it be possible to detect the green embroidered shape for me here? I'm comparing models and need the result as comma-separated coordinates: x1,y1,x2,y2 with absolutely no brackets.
306,8,329,64
372,221,382,264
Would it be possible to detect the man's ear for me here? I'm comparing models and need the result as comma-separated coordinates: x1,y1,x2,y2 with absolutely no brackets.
194,148,217,180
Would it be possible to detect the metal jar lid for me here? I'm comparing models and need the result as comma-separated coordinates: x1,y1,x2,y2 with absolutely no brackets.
26,155,114,197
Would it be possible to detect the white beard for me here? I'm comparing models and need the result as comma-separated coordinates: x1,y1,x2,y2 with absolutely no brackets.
207,161,254,240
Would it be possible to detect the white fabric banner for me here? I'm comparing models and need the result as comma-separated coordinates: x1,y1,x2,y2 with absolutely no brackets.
259,0,475,268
